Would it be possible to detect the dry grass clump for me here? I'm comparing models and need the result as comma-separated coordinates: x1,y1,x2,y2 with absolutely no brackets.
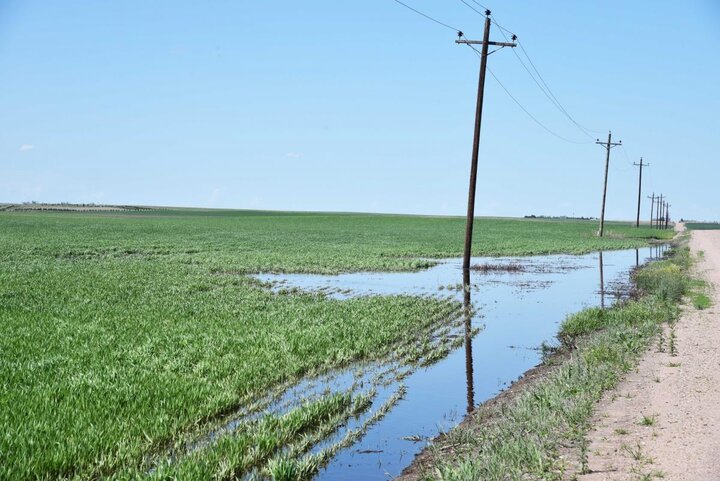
470,263,525,273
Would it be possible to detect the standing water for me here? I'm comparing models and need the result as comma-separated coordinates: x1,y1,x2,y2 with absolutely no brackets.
252,245,668,480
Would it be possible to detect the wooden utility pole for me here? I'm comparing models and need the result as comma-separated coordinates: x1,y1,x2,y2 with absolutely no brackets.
633,158,648,227
648,193,655,229
657,194,664,229
456,10,516,271
654,196,659,228
596,131,622,237
665,203,671,229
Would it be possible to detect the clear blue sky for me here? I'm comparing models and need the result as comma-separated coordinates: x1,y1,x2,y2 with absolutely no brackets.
2,1,718,221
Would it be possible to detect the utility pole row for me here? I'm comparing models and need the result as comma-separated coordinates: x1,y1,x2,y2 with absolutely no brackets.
447,8,672,253
648,194,671,230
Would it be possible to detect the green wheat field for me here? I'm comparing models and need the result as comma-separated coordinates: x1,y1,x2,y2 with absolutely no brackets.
0,209,672,480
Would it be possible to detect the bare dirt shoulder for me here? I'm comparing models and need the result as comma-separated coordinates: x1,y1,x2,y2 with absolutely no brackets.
576,228,720,480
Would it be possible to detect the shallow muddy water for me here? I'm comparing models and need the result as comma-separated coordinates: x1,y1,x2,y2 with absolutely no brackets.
251,245,668,480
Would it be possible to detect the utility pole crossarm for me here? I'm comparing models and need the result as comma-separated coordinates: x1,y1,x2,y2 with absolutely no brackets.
596,140,622,149
455,40,517,47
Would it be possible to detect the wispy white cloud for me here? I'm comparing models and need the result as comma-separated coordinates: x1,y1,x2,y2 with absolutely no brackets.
210,187,222,204
19,144,35,152
285,152,302,159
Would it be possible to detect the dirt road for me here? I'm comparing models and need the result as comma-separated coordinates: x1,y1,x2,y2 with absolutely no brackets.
578,229,720,480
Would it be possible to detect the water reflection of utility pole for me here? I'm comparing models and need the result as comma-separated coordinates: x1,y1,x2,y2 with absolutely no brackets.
463,269,474,413
635,248,639,268
599,251,605,309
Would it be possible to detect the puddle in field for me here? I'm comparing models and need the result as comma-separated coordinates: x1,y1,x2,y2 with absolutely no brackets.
228,244,668,480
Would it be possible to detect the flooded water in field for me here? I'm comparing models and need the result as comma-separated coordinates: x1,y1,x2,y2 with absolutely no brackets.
251,245,669,481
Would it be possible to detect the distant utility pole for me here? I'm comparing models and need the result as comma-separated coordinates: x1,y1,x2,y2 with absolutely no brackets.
663,199,668,229
665,203,671,229
633,158,648,228
456,10,516,271
648,192,655,229
660,197,666,229
657,194,664,229
596,131,622,237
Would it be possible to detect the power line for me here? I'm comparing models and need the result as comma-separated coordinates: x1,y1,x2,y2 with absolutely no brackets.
487,66,592,145
490,17,514,36
393,2,595,146
458,0,485,16
619,144,636,167
390,0,460,32
643,152,656,194
491,18,599,139
462,37,591,144
515,39,603,135
511,41,591,138
458,4,602,139
612,152,632,172
467,0,491,12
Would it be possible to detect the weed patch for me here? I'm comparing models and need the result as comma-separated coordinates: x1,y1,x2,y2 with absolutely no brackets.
693,293,711,310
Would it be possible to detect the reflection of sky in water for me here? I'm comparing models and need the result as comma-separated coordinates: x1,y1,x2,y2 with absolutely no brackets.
250,245,668,481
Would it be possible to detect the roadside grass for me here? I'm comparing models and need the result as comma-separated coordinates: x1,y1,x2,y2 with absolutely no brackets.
557,307,607,348
638,415,657,427
683,262,711,310
692,293,711,310
418,246,691,481
0,210,671,480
